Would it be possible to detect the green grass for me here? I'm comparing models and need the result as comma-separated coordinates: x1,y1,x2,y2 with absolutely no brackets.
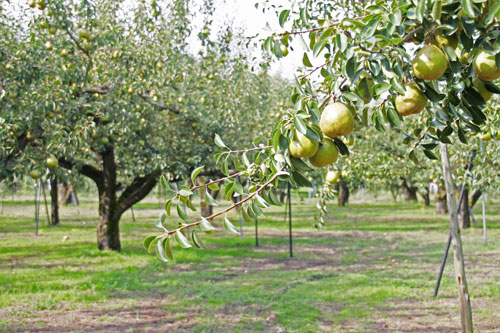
0,196,499,332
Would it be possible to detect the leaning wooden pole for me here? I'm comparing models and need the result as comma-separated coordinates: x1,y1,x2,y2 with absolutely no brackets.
439,143,473,333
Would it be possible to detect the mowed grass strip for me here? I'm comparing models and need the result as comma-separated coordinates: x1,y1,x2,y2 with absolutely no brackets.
0,196,499,332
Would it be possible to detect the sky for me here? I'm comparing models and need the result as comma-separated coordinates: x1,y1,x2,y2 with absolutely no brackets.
194,0,302,78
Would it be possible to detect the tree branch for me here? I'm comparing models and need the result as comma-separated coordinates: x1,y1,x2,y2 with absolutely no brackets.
58,158,103,187
139,94,181,114
115,169,161,218
163,166,285,236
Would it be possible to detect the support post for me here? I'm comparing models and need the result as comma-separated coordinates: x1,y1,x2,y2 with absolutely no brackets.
35,179,41,236
288,182,293,258
439,143,473,333
434,149,476,296
130,205,136,222
239,214,243,239
255,217,259,247
481,191,486,245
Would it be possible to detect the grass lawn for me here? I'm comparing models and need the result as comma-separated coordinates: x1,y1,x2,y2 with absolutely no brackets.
0,192,499,332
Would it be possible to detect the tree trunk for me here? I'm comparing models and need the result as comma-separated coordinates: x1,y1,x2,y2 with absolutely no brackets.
470,189,482,208
200,185,213,217
50,175,59,226
60,182,79,206
59,143,160,251
401,178,418,201
420,185,430,207
97,192,121,251
436,184,448,214
338,181,349,206
458,187,470,229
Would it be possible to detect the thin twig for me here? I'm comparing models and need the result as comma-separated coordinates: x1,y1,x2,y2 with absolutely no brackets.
165,166,285,235
191,171,243,191
139,94,181,114
222,145,272,155
300,59,332,80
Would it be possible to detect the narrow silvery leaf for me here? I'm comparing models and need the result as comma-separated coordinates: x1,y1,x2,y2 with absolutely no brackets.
224,216,240,235
199,217,216,232
214,133,227,148
175,230,192,248
191,165,204,184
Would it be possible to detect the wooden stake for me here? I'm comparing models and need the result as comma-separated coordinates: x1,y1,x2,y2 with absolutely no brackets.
130,205,136,222
439,143,473,333
41,179,51,225
481,191,487,245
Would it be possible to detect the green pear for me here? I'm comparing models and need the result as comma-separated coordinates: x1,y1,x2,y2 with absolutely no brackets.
289,132,319,158
473,50,500,82
46,155,58,168
412,45,448,80
325,170,340,184
395,84,428,116
309,139,338,168
319,103,354,139
30,170,42,179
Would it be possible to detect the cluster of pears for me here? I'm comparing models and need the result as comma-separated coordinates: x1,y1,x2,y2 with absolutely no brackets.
396,30,500,117
289,102,354,168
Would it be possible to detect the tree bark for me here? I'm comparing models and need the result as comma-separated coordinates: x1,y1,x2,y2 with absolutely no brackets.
59,144,160,251
338,181,349,206
439,143,473,333
458,187,470,229
420,185,430,207
470,189,482,208
200,185,213,217
436,184,448,214
401,178,418,201
50,175,59,226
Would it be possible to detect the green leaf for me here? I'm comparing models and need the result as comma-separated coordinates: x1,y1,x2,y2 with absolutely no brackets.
159,212,167,223
302,53,313,67
409,150,419,165
333,139,350,156
294,116,308,135
223,216,240,235
240,205,253,222
155,219,164,230
208,182,219,191
461,0,478,17
214,133,227,148
164,198,173,216
484,2,500,25
279,9,290,28
143,236,156,251
255,194,270,208
164,238,174,261
156,238,170,262
205,191,218,206
176,202,189,221
431,0,442,22
190,166,204,184
191,230,206,248
423,149,438,160
199,217,216,232
178,185,193,197
175,230,192,248
416,0,425,22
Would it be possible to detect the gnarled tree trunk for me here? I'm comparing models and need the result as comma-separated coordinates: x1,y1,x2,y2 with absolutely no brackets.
420,185,430,207
401,178,418,201
338,181,349,206
50,175,59,226
470,189,482,208
436,184,448,214
59,144,160,251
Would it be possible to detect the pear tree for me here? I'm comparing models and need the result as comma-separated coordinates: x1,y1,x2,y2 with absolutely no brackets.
145,1,500,331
